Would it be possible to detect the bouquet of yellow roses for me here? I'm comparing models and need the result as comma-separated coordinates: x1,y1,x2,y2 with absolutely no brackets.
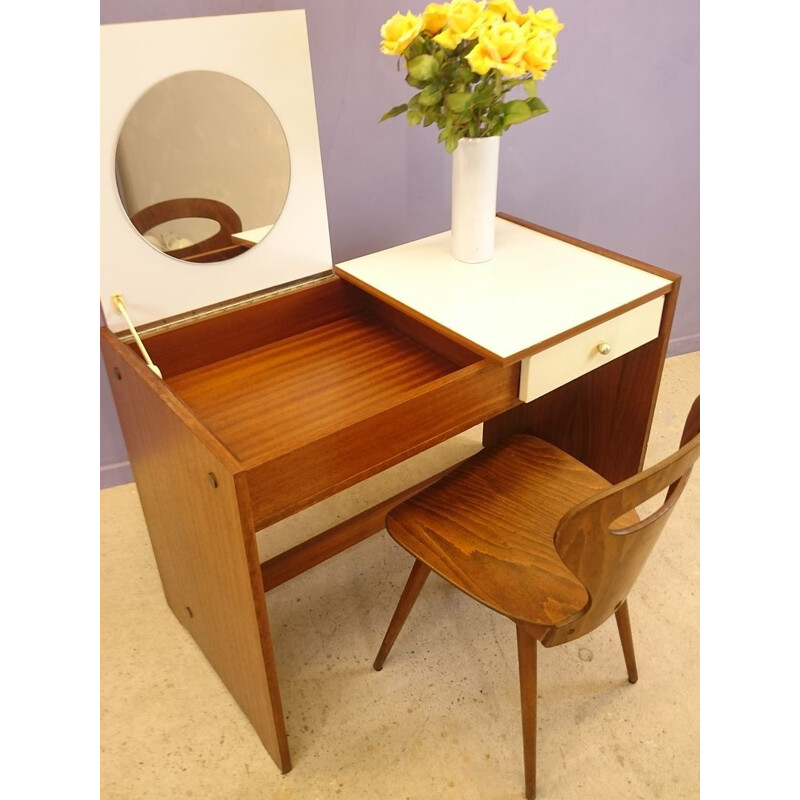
380,1,563,152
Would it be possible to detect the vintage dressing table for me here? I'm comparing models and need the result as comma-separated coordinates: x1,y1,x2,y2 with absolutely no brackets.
100,11,679,774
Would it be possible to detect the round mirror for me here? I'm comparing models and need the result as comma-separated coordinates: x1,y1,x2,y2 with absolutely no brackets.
115,70,291,263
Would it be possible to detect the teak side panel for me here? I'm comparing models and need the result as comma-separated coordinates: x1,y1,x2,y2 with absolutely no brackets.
100,329,291,772
483,280,679,483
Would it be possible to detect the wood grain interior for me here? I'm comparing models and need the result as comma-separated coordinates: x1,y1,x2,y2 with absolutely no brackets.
166,309,472,464
245,357,520,529
136,278,364,377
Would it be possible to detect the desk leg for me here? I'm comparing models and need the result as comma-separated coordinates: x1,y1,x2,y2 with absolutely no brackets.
483,290,678,482
102,334,292,772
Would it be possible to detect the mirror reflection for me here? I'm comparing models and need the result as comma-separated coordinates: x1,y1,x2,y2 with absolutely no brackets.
115,70,291,262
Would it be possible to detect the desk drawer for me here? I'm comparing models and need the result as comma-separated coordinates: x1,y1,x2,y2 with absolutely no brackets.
519,297,664,402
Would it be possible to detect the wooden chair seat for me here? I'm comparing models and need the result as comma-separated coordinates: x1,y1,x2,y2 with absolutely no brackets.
373,397,700,799
387,434,638,628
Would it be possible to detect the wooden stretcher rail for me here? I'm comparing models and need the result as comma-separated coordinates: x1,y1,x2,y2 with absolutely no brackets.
260,460,467,591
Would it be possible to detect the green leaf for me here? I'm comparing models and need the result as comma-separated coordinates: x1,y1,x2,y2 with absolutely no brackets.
455,66,476,83
523,78,537,98
406,75,427,89
445,92,472,113
504,99,534,126
418,84,443,107
527,97,549,117
406,37,425,60
472,87,495,110
488,118,505,136
407,54,439,82
380,104,409,122
444,134,459,153
407,109,424,126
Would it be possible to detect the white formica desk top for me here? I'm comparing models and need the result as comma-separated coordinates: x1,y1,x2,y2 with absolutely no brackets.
335,218,672,363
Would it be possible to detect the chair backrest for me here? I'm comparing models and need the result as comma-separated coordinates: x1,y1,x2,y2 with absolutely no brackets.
542,396,700,647
129,197,243,261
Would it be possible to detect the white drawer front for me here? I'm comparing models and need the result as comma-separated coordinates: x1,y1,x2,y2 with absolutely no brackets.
519,297,664,402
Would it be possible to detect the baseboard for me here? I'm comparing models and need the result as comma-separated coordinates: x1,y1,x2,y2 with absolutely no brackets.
101,461,134,490
667,333,699,358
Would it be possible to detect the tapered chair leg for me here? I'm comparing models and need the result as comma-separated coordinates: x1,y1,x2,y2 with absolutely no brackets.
374,560,431,671
516,623,539,800
614,600,638,684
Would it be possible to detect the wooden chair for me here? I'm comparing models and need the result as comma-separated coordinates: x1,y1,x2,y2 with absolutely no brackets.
129,197,246,262
373,397,700,798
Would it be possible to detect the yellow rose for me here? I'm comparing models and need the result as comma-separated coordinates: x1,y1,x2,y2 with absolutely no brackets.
466,19,527,76
422,3,450,34
433,0,487,49
515,6,563,34
530,8,564,35
513,5,535,25
380,11,424,56
521,28,557,79
487,0,521,20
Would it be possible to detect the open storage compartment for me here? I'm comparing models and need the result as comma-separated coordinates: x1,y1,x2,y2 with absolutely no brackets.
103,276,521,531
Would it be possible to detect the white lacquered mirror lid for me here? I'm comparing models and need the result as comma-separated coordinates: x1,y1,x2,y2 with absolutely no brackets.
100,10,332,333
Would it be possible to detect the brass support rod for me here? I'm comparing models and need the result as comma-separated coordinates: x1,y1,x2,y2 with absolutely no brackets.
110,293,163,378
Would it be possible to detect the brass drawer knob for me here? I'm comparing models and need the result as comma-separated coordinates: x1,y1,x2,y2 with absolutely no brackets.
597,342,612,356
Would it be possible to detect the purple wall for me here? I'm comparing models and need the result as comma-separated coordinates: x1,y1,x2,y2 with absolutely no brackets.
100,0,700,488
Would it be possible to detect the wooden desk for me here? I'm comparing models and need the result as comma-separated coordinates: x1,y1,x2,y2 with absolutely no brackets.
100,214,679,774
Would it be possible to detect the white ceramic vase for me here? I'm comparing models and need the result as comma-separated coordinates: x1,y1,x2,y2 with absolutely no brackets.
450,135,500,263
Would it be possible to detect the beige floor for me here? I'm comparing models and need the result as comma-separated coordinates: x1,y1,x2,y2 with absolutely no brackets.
101,351,699,800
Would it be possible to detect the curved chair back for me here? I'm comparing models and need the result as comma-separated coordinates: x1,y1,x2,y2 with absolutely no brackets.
129,197,243,261
543,397,700,647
